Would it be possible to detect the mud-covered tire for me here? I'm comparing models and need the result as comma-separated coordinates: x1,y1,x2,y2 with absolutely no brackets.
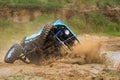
4,44,23,63
40,23,53,44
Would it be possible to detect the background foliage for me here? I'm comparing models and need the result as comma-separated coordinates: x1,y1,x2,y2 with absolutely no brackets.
0,0,120,36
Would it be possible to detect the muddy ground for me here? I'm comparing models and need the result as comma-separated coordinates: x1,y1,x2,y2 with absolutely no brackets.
0,34,120,80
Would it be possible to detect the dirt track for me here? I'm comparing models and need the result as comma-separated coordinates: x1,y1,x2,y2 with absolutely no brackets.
0,35,120,80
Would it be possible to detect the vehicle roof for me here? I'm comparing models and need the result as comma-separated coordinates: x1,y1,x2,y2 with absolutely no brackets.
52,20,80,42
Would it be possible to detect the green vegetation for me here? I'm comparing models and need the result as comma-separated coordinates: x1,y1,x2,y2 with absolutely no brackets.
0,0,66,12
0,12,119,50
0,0,120,9
68,0,120,7
0,0,119,50
0,14,54,50
67,12,120,35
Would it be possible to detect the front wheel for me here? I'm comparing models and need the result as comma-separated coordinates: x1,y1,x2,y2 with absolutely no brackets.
4,44,23,63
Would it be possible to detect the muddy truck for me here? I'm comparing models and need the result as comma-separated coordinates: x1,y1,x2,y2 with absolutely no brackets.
4,20,79,64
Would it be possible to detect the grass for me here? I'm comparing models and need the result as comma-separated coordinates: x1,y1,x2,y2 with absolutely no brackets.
0,0,120,51
0,14,54,50
0,0,66,12
0,12,119,51
65,11,120,36
0,0,119,11
107,32,120,36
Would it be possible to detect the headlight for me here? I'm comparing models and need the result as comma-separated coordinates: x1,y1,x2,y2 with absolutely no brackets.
65,30,70,35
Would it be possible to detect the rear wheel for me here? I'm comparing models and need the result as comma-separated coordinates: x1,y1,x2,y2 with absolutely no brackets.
4,44,23,63
39,23,53,45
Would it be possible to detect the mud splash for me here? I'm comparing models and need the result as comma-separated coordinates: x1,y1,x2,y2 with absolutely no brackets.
71,36,104,64
56,35,108,66
58,35,108,65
